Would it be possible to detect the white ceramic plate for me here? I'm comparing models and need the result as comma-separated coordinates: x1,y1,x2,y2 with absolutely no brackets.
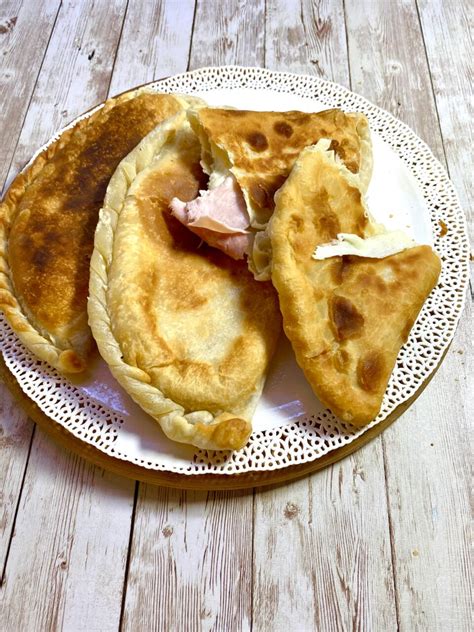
0,67,469,476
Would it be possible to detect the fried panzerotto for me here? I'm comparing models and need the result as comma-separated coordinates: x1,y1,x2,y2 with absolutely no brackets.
0,89,189,373
270,141,441,425
88,111,281,451
171,106,373,279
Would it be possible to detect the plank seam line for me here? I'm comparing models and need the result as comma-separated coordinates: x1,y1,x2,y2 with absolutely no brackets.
299,0,309,51
0,0,63,198
186,0,198,71
263,0,267,68
118,480,139,631
381,435,401,631
341,0,352,87
250,486,256,630
105,0,130,98
414,0,450,174
0,423,36,587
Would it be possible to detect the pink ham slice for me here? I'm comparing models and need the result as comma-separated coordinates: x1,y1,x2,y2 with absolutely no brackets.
169,175,252,260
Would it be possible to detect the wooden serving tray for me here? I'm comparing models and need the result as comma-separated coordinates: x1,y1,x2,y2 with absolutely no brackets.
0,351,445,490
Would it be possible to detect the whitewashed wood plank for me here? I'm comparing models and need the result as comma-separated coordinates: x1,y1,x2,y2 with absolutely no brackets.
345,0,445,163
122,487,253,632
251,4,398,630
0,0,60,188
265,0,349,85
0,429,135,632
1,2,136,630
417,0,472,239
253,448,397,631
345,0,472,628
383,307,472,632
188,0,265,69
0,381,33,571
4,0,128,192
122,5,263,629
0,0,60,592
109,0,196,96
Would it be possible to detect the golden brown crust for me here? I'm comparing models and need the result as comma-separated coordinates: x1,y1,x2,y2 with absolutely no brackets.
188,107,372,281
88,114,281,451
196,417,252,451
0,89,185,373
270,143,441,425
192,107,373,226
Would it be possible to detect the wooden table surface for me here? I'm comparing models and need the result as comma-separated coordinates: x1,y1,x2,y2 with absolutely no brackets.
0,1,471,630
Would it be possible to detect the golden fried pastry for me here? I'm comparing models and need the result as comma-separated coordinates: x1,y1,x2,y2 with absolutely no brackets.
174,106,372,279
88,111,281,451
190,106,373,225
270,141,441,425
0,89,189,373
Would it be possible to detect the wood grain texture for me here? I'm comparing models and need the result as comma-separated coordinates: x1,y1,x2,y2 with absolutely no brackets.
4,0,128,191
109,0,196,96
345,0,472,629
265,0,348,84
0,429,135,632
0,0,60,190
417,0,473,239
0,381,33,571
383,305,472,632
253,448,397,631
188,0,265,69
0,2,135,630
345,0,445,163
122,487,253,632
251,4,398,630
0,0,60,594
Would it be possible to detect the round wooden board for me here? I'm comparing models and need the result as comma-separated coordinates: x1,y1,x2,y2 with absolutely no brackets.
0,348,448,490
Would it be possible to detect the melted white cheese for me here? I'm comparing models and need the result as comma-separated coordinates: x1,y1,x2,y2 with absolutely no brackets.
207,142,232,190
312,230,417,260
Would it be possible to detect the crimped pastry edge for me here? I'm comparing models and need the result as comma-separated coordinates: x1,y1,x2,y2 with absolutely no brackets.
87,107,256,451
0,87,164,373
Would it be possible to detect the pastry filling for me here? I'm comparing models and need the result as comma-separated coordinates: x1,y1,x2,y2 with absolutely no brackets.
312,230,417,260
170,173,252,260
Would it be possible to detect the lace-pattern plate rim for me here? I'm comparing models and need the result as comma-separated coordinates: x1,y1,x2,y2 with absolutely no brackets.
0,349,431,490
0,66,469,483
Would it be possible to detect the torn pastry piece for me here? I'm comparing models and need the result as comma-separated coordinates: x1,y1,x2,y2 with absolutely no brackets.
270,140,441,425
189,106,373,227
170,106,373,280
88,111,281,451
0,89,195,373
